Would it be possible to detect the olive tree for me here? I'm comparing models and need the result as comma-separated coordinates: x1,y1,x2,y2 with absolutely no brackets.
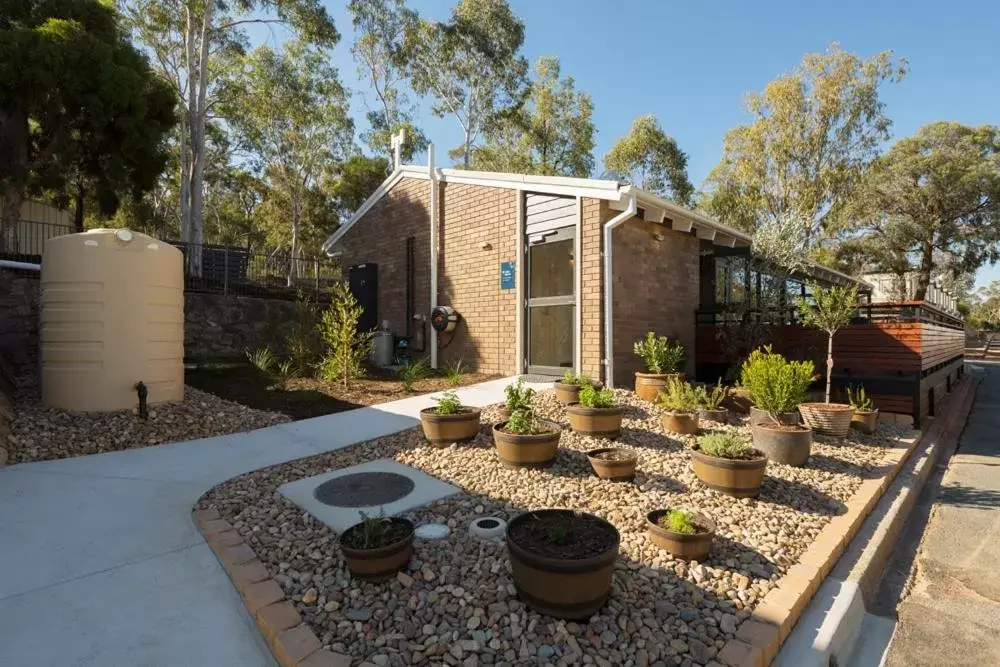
796,284,860,403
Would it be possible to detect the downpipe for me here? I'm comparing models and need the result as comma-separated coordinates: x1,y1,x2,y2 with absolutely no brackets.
601,195,637,389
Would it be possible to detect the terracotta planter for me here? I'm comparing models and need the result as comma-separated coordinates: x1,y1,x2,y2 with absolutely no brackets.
661,411,699,435
851,409,880,434
799,403,854,438
749,406,800,426
634,372,685,402
586,447,638,481
419,406,482,447
698,408,728,423
492,420,561,468
690,445,767,498
751,423,813,466
506,509,620,619
646,509,715,561
339,517,415,582
553,380,602,405
566,404,624,439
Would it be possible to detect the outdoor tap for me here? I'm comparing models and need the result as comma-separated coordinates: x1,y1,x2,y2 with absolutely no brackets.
135,381,148,420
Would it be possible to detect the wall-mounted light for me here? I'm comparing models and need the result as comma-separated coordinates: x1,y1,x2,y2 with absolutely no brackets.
481,241,493,251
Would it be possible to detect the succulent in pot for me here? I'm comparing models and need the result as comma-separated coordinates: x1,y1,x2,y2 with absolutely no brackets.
419,391,482,447
554,371,602,405
498,378,534,420
658,378,700,435
646,508,715,561
690,431,767,498
848,384,879,434
741,347,814,465
586,447,638,481
339,512,415,581
696,381,729,423
506,509,620,619
633,332,686,401
567,385,625,439
492,409,561,468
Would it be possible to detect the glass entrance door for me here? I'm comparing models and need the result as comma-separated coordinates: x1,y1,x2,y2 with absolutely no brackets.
526,226,575,375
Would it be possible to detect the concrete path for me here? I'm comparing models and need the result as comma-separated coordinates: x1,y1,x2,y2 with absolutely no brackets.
880,363,1000,666
0,377,527,667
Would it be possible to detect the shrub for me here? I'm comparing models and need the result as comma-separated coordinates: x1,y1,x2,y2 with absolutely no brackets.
246,346,276,376
561,370,592,387
318,281,375,390
433,390,462,415
847,384,875,411
397,357,430,392
696,381,728,410
739,346,814,414
697,431,754,459
796,283,860,403
658,378,700,414
284,291,323,376
345,511,396,549
579,384,616,409
505,409,545,435
633,332,685,374
443,359,465,387
659,509,699,535
504,379,534,412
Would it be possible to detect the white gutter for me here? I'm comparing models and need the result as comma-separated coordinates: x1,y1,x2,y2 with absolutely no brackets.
428,144,439,370
602,195,637,388
0,259,41,272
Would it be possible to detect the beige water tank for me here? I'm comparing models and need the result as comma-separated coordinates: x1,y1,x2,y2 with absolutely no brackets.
41,229,184,412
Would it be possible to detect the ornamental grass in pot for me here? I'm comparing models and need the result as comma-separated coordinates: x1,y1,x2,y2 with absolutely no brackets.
696,381,729,423
506,509,620,620
554,371,602,405
633,332,686,402
340,513,415,582
848,384,879,434
420,391,482,447
497,379,534,420
567,385,624,439
646,508,715,561
690,431,767,498
659,378,700,435
493,409,562,468
742,347,814,466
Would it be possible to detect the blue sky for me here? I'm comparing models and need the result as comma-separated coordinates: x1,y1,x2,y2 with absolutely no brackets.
252,0,1000,287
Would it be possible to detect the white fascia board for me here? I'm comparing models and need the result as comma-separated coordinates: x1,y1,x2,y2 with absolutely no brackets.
625,187,752,246
322,168,405,254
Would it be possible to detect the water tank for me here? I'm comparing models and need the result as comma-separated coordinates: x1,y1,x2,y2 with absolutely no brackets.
41,229,184,412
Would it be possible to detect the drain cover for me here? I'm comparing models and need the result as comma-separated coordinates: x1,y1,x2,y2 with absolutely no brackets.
313,472,415,508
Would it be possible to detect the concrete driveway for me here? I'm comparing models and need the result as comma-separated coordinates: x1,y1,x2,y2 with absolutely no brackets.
0,377,523,667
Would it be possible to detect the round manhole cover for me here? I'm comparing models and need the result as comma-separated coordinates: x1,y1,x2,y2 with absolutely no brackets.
313,472,415,508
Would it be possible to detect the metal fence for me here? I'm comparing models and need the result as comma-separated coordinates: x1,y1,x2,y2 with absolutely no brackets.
0,217,74,262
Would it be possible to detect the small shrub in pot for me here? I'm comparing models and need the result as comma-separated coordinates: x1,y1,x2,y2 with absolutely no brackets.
696,381,729,423
340,512,415,581
690,431,767,498
419,390,482,447
493,409,562,468
567,385,625,439
658,379,700,435
498,378,535,420
554,371,601,405
646,508,715,561
741,347,814,465
633,332,686,401
848,384,879,434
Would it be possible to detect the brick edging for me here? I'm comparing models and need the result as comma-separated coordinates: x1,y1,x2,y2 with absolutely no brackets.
193,510,362,667
714,375,978,667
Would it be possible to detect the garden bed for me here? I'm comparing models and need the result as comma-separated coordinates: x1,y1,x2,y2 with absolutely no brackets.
198,389,914,667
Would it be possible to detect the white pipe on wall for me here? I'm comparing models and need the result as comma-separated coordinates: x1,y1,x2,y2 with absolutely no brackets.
515,191,524,374
428,143,439,370
0,260,41,272
601,195,637,388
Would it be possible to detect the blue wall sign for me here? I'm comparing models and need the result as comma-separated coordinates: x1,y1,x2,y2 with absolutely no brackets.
500,261,515,290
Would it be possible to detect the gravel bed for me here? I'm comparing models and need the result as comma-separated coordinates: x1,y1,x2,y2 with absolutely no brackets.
199,389,914,667
7,387,288,463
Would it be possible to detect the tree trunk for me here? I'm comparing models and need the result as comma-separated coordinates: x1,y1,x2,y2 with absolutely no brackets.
287,195,300,287
179,4,194,247
0,183,23,254
825,331,834,403
186,1,212,278
914,237,934,301
73,181,86,233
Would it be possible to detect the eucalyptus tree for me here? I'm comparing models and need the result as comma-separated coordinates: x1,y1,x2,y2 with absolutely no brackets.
603,114,694,205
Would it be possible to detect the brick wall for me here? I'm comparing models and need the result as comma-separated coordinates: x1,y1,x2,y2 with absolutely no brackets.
580,198,607,380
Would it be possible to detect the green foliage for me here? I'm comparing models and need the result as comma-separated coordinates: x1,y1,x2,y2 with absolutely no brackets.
548,520,569,545
328,155,390,220
659,509,698,535
275,359,297,383
633,332,685,374
696,381,728,410
505,409,544,435
284,292,324,375
504,379,535,412
579,385,616,409
246,346,277,376
433,391,462,415
443,359,465,387
348,511,396,549
318,281,375,389
397,357,430,392
739,346,815,414
697,431,754,460
847,385,875,412
658,379,700,414
561,371,593,387
796,283,859,402
604,115,694,205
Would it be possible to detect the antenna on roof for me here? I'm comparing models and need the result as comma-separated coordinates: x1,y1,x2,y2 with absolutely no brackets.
390,128,407,170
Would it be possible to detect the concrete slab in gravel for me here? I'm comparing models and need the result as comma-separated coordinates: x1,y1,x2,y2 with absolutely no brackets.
279,459,462,532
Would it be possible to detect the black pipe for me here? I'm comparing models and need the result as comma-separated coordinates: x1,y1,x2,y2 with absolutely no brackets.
135,381,148,420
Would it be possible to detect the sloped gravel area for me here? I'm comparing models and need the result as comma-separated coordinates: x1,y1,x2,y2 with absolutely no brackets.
6,386,288,463
198,389,915,667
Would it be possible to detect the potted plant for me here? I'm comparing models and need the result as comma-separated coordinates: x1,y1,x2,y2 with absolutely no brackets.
498,378,534,420
848,384,879,434
646,508,715,561
741,346,810,426
506,509,620,619
696,381,729,423
339,512,415,582
633,332,686,401
690,431,767,498
659,378,700,435
492,409,562,468
554,371,602,405
586,447,638,481
567,385,625,439
419,391,482,447
795,284,861,437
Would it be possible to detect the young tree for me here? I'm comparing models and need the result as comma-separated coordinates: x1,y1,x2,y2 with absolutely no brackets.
841,122,1000,300
0,0,176,248
318,281,374,390
703,44,907,246
796,283,860,403
603,115,694,205
225,41,352,284
403,0,528,166
471,56,595,177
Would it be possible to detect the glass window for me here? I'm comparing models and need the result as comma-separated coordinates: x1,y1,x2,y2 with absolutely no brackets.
528,305,574,369
528,238,574,298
